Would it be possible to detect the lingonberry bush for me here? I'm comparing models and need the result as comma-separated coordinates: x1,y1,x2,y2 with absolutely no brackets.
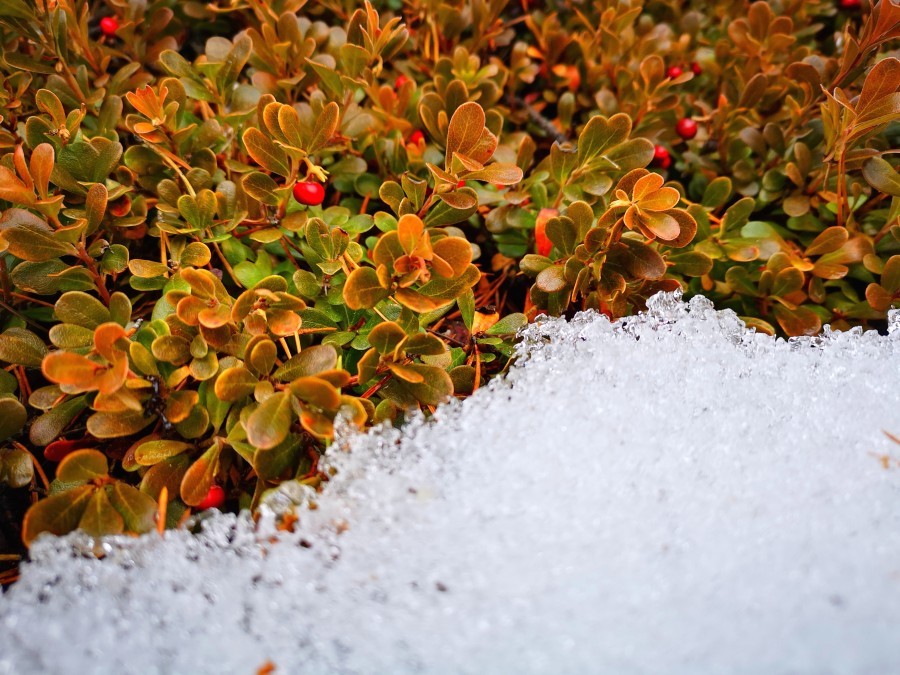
0,0,897,559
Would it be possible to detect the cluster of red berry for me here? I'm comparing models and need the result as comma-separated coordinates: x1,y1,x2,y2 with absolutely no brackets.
651,62,704,169
666,62,703,80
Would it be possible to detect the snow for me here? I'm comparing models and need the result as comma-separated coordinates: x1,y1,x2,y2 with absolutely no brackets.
2,293,900,675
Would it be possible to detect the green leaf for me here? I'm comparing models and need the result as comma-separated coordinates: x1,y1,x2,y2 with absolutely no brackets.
140,454,191,502
22,485,94,546
246,391,292,450
57,449,108,482
701,177,733,209
109,482,157,534
180,442,221,506
546,217,578,256
29,395,88,446
254,434,302,480
369,321,407,355
536,265,568,293
862,157,900,197
87,410,156,438
577,113,631,166
272,345,339,381
0,397,27,442
242,171,280,206
214,366,258,401
243,127,290,177
308,102,340,153
343,267,389,309
549,142,578,184
0,447,33,488
485,313,527,335
458,288,475,332
177,190,217,230
604,138,654,171
0,210,77,261
78,487,125,538
721,197,756,234
667,251,713,277
55,291,110,328
135,440,193,466
0,327,49,367
771,267,805,297
395,363,454,406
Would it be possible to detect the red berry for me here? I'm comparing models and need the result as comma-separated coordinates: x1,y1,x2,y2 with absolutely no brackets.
407,130,425,146
293,181,325,206
534,208,557,258
456,180,465,189
653,144,670,162
100,16,119,36
675,118,698,140
690,62,702,76
652,145,672,169
667,65,683,79
395,74,411,88
196,485,225,510
839,0,861,8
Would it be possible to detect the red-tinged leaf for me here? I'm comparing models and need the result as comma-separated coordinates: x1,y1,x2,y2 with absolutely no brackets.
535,265,568,293
387,362,425,383
289,376,341,411
446,101,486,160
0,327,48,367
78,487,125,538
57,448,108,482
773,304,822,337
44,437,96,462
140,454,191,502
87,410,156,438
0,165,35,205
882,255,900,293
0,210,76,261
866,283,895,311
272,344,338,381
299,408,334,439
109,481,157,534
432,237,472,277
243,127,290,177
215,366,258,401
22,485,94,546
30,396,89,447
42,351,102,391
805,226,848,257
180,443,221,506
395,363,454,406
343,267,389,309
463,163,523,185
245,391,292,450
30,143,54,199
134,440,193,466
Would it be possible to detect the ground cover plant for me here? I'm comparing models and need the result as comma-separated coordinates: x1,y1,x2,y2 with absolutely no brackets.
0,0,897,575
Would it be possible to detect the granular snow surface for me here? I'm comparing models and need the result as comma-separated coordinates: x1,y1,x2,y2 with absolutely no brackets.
2,293,900,675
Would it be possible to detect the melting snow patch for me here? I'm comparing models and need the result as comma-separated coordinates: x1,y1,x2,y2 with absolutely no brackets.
2,293,900,674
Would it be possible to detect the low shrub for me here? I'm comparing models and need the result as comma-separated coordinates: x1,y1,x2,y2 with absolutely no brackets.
0,0,897,557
